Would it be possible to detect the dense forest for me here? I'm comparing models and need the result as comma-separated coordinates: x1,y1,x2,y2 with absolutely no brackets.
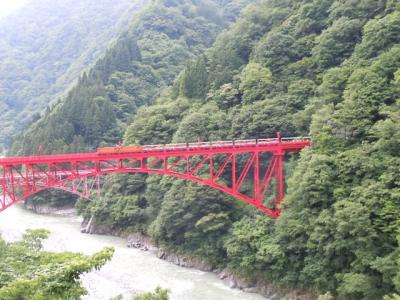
7,0,400,298
0,0,144,150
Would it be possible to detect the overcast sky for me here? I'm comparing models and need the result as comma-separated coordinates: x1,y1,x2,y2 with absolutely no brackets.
0,0,28,19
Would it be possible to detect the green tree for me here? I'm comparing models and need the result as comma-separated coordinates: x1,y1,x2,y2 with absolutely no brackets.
133,287,169,300
356,11,400,59
238,62,272,103
254,31,297,73
0,229,114,299
179,55,208,99
312,17,362,70
150,181,236,263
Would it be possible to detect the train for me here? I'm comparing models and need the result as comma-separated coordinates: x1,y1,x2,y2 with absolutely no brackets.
96,145,143,154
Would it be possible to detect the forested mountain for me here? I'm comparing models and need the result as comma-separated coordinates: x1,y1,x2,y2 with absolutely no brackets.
76,0,399,298
10,0,248,155
0,0,146,150
8,0,400,298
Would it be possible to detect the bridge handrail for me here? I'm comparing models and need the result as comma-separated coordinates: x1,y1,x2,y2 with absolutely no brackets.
281,136,311,141
138,137,311,152
142,144,165,150
257,138,279,144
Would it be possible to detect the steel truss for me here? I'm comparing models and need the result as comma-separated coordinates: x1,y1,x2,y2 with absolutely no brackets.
0,137,310,218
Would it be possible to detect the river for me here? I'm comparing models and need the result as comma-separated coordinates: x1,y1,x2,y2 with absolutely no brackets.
0,205,266,300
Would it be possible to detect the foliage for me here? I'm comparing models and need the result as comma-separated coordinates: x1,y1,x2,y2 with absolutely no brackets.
9,0,247,207
149,181,237,263
0,229,114,299
238,62,272,103
133,287,170,300
103,0,400,297
10,0,245,156
8,0,400,298
0,0,139,150
110,287,170,300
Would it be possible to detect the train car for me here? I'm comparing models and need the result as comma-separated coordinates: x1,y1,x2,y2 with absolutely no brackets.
96,145,143,154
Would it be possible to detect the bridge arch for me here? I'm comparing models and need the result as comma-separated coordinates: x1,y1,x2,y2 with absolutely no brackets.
16,168,278,217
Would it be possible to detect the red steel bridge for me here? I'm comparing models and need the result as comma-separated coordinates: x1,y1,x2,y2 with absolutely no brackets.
0,135,310,218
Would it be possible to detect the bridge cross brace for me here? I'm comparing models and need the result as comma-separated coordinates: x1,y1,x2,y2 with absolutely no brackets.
157,151,285,218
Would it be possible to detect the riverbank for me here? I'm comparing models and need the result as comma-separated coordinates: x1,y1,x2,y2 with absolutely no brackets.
81,215,316,300
23,202,77,217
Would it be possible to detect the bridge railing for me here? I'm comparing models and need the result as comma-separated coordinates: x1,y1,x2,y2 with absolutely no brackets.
140,137,311,152
281,136,312,142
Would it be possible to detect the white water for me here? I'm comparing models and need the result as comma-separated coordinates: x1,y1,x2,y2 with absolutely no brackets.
0,206,266,300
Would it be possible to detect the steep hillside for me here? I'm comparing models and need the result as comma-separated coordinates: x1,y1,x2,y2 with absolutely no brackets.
0,0,145,150
9,0,249,208
10,0,248,156
75,0,400,298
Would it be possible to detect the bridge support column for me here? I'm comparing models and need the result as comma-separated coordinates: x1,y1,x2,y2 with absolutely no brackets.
274,151,284,212
254,151,259,203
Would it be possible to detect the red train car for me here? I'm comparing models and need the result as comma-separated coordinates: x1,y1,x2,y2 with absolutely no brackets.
96,146,143,154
